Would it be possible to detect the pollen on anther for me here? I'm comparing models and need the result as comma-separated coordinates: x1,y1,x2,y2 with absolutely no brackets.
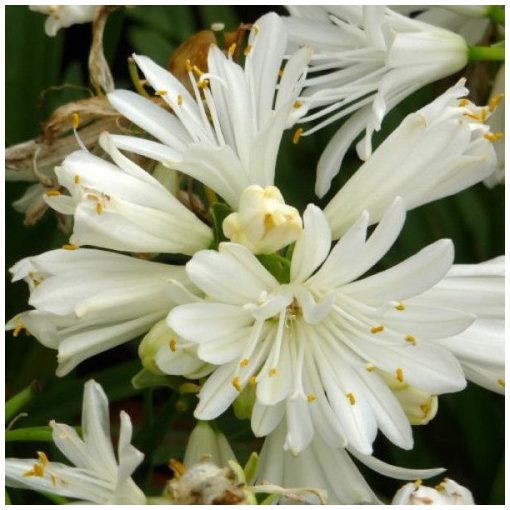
243,44,253,56
249,376,257,386
169,339,177,352
63,243,78,251
395,302,405,311
184,59,193,73
155,89,168,96
396,368,404,383
307,393,316,403
405,334,416,346
46,189,61,197
293,100,302,109
292,128,303,144
232,377,242,392
240,358,249,368
370,325,384,334
177,95,184,106
33,462,45,477
228,43,237,57
458,98,470,107
414,479,423,487
74,175,81,184
484,132,504,142
72,112,80,129
497,378,505,388
366,363,376,372
96,203,104,215
269,368,277,377
489,93,504,112
38,451,49,466
346,392,356,405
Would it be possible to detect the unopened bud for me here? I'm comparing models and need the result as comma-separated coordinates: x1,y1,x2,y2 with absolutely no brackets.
223,185,302,254
138,320,175,375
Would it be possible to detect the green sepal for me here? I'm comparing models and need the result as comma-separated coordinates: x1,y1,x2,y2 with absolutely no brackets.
243,452,259,486
131,368,183,391
209,201,233,249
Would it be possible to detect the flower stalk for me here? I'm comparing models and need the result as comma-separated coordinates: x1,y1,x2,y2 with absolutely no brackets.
468,45,505,62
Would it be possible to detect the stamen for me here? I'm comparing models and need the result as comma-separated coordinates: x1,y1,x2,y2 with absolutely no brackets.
232,376,242,392
370,325,384,334
497,378,505,388
169,339,177,352
395,302,405,311
346,392,356,405
278,68,284,78
177,94,184,106
489,93,504,112
240,358,249,368
396,368,404,383
307,393,316,402
13,321,25,338
252,24,260,35
63,243,78,250
435,483,445,492
154,89,168,96
292,127,303,144
37,452,49,466
269,368,277,377
74,175,80,184
484,132,504,142
293,100,303,108
480,107,488,122
95,203,104,215
228,43,236,58
405,334,416,346
249,376,257,386
169,458,187,479
414,479,423,487
72,112,80,130
458,98,470,107
198,79,210,89
184,59,193,73
366,363,376,372
46,189,61,197
243,44,253,56
71,112,88,151
192,65,203,77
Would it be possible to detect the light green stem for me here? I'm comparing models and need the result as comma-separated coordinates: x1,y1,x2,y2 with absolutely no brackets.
5,426,54,442
468,45,505,62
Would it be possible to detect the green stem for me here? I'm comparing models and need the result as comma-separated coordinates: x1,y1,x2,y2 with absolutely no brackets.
487,5,505,25
5,426,54,442
5,382,38,424
5,490,11,505
468,45,505,62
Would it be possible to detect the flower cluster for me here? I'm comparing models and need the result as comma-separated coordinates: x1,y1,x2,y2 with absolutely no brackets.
6,5,504,506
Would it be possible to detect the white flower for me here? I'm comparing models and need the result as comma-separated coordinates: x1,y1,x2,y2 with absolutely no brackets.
223,185,303,254
106,12,311,210
45,133,212,256
29,5,97,36
5,380,145,504
7,247,193,376
183,421,237,469
257,420,445,504
392,478,475,505
409,255,505,394
285,6,470,195
323,80,498,235
168,200,473,455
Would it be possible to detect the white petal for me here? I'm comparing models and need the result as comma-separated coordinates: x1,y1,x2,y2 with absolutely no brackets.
251,400,285,437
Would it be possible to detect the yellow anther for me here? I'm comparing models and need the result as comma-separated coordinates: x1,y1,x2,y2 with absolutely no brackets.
177,94,184,106
264,213,275,229
243,44,253,56
184,59,193,72
228,43,237,57
489,93,504,112
484,131,504,142
13,321,25,338
33,462,45,477
252,24,260,35
405,334,417,346
23,468,35,477
37,451,49,466
396,368,404,383
74,175,81,184
307,393,316,403
480,107,488,122
366,363,376,372
414,479,423,487
346,392,356,405
464,111,483,122
497,378,505,388
292,127,303,144
395,302,405,311
458,98,470,107
293,100,303,108
63,243,78,250
192,64,203,77
169,458,187,479
269,367,277,377
169,339,177,352
232,376,242,392
370,325,384,334
249,376,257,386
72,112,80,129
240,358,249,368
96,203,104,215
155,89,168,96
46,189,61,197
435,482,445,492
198,79,210,89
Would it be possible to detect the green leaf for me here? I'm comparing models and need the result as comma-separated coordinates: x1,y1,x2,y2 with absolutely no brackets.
131,368,184,391
209,202,233,249
5,382,38,423
127,26,175,67
256,253,290,284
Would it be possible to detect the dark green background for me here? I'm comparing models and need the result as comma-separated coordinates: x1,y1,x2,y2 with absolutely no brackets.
5,5,504,504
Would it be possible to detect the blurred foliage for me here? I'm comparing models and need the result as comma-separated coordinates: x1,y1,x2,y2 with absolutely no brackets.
5,5,504,505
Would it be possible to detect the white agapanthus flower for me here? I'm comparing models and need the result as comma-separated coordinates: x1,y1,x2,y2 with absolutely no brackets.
409,255,505,394
6,380,146,504
257,420,445,504
284,6,472,196
7,247,193,375
168,200,475,455
106,12,311,211
323,79,498,235
392,478,475,505
44,132,213,255
29,5,97,37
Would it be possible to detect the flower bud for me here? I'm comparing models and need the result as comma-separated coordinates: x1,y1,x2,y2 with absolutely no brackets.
223,185,302,254
392,479,475,505
138,320,176,375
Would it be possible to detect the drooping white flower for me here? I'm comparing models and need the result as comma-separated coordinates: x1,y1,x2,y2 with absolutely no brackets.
6,380,145,504
106,12,311,210
409,255,505,394
257,420,445,504
7,247,193,376
284,6,472,195
45,132,212,255
392,478,475,505
168,200,473,456
29,5,97,36
223,185,303,254
323,80,498,235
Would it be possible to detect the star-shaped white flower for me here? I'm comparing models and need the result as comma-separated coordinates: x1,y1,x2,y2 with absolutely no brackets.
6,380,145,504
168,199,473,455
